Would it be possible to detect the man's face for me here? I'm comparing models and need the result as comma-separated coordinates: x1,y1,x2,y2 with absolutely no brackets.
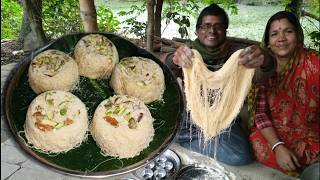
196,15,227,51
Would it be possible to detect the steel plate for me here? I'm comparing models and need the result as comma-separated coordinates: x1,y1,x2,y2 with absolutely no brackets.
175,164,231,180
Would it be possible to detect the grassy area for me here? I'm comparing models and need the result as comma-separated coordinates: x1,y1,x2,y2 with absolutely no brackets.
96,0,145,12
227,5,318,49
227,5,283,41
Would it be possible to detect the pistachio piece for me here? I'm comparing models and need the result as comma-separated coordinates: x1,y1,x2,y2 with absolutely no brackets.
128,118,137,129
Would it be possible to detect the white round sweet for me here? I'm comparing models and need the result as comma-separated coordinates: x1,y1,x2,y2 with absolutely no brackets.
110,57,165,103
28,50,79,94
25,90,88,153
74,34,119,79
91,95,154,158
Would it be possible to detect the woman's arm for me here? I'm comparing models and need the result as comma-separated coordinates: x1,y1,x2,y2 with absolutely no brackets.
254,85,301,171
260,127,301,171
259,127,281,149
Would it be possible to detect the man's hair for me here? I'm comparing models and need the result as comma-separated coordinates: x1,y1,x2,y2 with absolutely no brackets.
196,3,229,30
263,11,304,47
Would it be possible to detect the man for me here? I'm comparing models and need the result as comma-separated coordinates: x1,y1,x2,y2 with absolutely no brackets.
165,3,275,166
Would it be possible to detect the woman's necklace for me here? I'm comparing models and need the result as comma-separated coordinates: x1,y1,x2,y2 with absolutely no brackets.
277,60,288,72
272,55,296,90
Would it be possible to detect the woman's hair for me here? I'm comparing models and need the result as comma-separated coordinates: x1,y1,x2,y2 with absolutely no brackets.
262,11,304,48
196,3,229,30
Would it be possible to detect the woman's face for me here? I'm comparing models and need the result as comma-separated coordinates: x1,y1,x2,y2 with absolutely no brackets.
196,15,227,51
267,18,298,60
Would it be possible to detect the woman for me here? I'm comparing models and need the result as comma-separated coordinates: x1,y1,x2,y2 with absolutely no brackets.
249,11,319,179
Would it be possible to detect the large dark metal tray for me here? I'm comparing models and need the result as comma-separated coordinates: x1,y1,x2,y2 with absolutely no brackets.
1,32,184,178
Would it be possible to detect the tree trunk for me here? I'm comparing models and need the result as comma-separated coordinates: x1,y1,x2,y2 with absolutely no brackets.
21,0,47,51
18,9,30,49
147,0,155,52
79,0,98,32
154,0,163,38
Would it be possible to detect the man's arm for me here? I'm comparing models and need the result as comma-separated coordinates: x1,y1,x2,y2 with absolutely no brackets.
253,49,276,83
163,45,195,78
164,52,183,78
239,45,276,83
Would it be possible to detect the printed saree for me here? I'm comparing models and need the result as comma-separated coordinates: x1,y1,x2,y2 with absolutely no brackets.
250,47,320,173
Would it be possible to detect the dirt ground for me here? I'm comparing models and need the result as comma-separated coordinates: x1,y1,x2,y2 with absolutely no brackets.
0,39,170,66
1,40,30,66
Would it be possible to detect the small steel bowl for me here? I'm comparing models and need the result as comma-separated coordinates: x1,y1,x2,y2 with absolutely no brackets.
141,168,153,179
134,149,181,179
153,168,166,179
145,161,155,170
164,161,174,172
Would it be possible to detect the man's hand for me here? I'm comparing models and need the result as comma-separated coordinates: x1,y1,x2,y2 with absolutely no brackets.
274,145,301,171
173,45,193,68
239,45,265,68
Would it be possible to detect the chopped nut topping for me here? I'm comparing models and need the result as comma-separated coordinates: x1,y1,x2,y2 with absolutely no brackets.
35,122,54,132
64,118,74,125
104,116,119,127
128,118,137,129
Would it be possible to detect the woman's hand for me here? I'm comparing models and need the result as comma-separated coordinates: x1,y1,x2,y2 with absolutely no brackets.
173,45,193,68
239,45,265,68
274,145,301,171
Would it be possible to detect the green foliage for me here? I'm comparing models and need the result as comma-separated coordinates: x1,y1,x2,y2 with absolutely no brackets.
112,0,239,39
118,2,147,39
282,0,319,49
284,0,302,17
203,0,238,14
306,0,320,49
122,17,147,38
309,31,320,48
166,12,191,38
97,5,120,32
43,0,121,38
163,0,200,18
239,0,282,6
308,0,319,16
162,0,239,38
1,0,23,40
162,0,200,38
118,0,200,39
42,0,82,39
